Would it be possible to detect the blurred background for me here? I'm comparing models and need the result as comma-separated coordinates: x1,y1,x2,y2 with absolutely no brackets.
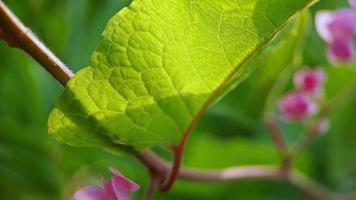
0,0,355,199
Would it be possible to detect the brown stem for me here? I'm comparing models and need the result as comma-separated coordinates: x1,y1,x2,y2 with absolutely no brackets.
160,128,191,192
288,172,333,200
144,171,163,200
137,149,335,200
283,132,313,165
159,145,184,192
136,151,350,200
265,116,288,156
0,1,73,86
159,93,204,192
136,150,170,175
0,28,5,39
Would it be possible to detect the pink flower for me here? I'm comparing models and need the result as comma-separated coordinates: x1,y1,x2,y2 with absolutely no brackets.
327,37,355,62
349,0,356,9
71,167,140,200
278,92,318,121
311,118,329,135
315,9,356,63
294,68,326,96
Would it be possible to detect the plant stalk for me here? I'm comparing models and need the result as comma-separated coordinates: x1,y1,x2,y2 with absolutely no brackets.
0,1,73,85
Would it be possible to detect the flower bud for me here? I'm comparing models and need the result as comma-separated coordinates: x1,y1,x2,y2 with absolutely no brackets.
278,92,318,121
71,167,140,200
294,68,326,96
315,9,356,63
311,118,329,135
328,38,355,63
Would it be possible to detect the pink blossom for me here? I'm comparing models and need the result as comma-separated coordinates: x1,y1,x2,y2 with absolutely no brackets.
315,9,356,63
311,118,329,135
278,92,318,121
327,37,356,63
71,167,140,200
349,0,356,9
294,68,326,96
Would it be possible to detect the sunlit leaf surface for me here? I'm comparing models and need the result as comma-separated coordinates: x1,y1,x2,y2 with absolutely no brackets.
48,0,315,151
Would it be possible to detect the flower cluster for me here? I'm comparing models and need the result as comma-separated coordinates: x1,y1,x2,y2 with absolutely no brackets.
71,167,140,200
315,0,356,63
278,67,328,135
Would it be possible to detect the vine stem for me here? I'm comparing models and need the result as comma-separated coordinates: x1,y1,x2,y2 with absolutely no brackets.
1,2,355,200
136,151,339,200
160,124,192,192
0,1,73,85
144,171,163,200
265,116,288,156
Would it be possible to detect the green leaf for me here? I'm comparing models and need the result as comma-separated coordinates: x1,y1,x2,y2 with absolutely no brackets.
48,0,316,151
203,11,311,136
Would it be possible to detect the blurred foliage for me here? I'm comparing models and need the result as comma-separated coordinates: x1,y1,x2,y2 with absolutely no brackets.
0,0,355,200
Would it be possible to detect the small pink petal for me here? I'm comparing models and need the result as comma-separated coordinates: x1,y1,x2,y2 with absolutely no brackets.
71,185,105,200
316,9,356,43
278,92,318,121
315,11,335,42
103,179,118,200
307,101,318,115
111,178,131,200
294,67,326,96
327,9,356,40
71,168,139,200
311,119,329,135
316,8,356,64
103,167,140,200
327,38,356,63
349,0,356,8
108,166,123,177
108,167,140,191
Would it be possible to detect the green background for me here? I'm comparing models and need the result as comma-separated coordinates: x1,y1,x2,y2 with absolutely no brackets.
0,0,355,199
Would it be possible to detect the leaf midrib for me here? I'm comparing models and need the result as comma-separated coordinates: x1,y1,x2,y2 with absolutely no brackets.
179,0,318,142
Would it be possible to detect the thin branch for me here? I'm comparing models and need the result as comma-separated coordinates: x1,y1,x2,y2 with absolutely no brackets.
0,28,5,39
262,60,297,157
136,150,169,175
160,88,209,192
0,1,73,86
136,151,352,200
178,165,283,182
180,165,328,200
288,171,332,200
159,145,184,192
160,130,191,192
265,116,289,156
144,172,163,200
284,130,313,163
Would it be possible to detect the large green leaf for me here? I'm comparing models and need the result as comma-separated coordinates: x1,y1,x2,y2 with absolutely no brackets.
195,11,310,143
48,0,316,151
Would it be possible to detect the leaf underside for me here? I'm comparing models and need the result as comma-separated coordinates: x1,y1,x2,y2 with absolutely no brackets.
48,0,315,152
